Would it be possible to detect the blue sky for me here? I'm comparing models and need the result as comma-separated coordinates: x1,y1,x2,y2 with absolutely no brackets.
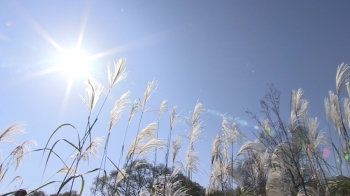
1,0,350,195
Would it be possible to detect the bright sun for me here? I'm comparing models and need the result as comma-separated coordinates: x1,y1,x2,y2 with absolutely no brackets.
58,50,90,77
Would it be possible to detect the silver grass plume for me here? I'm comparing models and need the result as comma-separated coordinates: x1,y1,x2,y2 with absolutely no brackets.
237,141,267,156
128,100,141,122
11,139,37,170
297,186,319,196
207,160,221,194
170,106,180,130
290,88,309,128
188,102,205,136
327,91,342,137
186,102,204,177
307,118,327,152
211,135,220,164
255,149,270,180
79,136,103,162
157,100,168,161
207,159,230,194
229,122,245,145
266,170,285,196
270,142,299,177
127,122,159,158
159,100,168,118
221,117,230,145
115,168,127,186
152,167,189,196
142,79,157,109
344,98,350,130
57,166,77,177
185,148,199,174
261,118,274,137
128,138,166,157
172,135,182,163
0,123,25,143
107,58,127,90
324,97,331,121
336,63,349,95
80,79,103,113
109,91,131,131
347,81,350,98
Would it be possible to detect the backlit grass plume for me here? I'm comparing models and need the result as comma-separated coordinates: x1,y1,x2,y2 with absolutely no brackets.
10,139,37,170
107,58,127,90
0,123,25,143
126,122,159,159
79,136,103,162
172,135,182,166
185,102,204,179
109,91,131,132
80,79,103,113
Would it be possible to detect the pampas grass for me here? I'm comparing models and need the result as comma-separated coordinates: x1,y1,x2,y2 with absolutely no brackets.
7,59,350,196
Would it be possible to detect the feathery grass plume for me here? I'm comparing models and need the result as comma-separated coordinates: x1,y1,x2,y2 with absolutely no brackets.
80,79,104,113
109,91,131,131
11,139,37,170
185,148,199,174
207,159,229,194
127,138,166,158
344,98,350,129
346,81,350,98
126,122,157,159
185,102,204,179
211,135,220,164
265,170,285,196
152,167,189,196
336,63,349,95
255,149,270,179
142,79,157,109
297,186,320,196
0,123,25,143
221,117,230,145
172,135,182,164
128,100,141,122
237,141,267,156
57,166,78,177
159,99,168,118
188,102,205,135
155,100,167,166
114,168,127,186
327,91,343,137
291,88,309,126
270,142,299,178
307,118,327,152
79,136,103,162
107,58,127,90
229,122,245,145
170,106,179,130
324,98,331,121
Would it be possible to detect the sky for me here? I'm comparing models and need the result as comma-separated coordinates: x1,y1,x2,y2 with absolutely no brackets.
1,0,350,195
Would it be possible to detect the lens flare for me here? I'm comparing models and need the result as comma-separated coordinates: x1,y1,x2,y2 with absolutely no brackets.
345,153,350,161
265,127,275,136
206,109,260,130
322,147,331,158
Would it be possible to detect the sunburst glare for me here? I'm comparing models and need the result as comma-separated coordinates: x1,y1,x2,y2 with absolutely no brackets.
58,49,90,77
